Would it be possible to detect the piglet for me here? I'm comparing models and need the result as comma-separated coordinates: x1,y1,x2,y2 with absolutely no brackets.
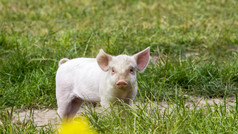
56,47,150,119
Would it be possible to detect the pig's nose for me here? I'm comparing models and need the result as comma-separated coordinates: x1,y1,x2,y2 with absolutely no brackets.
116,80,128,88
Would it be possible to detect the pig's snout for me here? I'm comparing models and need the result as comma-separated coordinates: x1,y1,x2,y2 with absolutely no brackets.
116,80,128,88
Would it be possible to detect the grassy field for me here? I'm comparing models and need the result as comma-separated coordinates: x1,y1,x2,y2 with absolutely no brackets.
0,0,238,133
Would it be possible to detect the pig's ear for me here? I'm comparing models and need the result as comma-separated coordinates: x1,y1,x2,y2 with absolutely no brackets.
96,49,112,72
133,47,150,72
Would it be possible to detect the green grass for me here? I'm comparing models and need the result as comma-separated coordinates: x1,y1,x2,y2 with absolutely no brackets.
0,108,55,133
85,97,238,133
2,97,238,134
0,0,238,133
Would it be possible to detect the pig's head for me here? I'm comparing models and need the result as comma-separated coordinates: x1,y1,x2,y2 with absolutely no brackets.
96,47,150,89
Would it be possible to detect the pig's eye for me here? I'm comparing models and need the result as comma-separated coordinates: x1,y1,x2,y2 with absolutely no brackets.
112,67,115,73
129,68,135,74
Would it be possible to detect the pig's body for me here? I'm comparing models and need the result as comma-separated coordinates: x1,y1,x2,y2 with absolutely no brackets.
56,58,136,103
56,58,101,102
56,48,150,120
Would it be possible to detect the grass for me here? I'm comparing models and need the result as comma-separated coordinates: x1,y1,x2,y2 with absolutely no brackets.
85,97,238,133
2,97,238,133
0,108,55,133
0,0,238,133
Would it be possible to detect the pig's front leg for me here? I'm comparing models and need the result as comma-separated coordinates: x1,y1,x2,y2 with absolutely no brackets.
124,98,133,106
100,95,122,108
100,97,111,109
123,87,137,106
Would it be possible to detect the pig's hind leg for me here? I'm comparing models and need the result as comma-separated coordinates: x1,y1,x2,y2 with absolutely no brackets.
67,97,83,118
57,94,83,120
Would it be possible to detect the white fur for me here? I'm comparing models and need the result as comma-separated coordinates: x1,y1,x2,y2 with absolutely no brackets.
56,48,150,119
